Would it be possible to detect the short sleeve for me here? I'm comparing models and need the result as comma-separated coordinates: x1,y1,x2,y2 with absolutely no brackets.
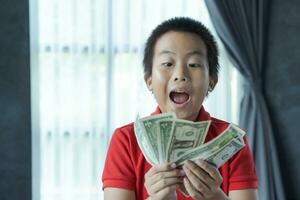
102,128,136,191
228,136,258,191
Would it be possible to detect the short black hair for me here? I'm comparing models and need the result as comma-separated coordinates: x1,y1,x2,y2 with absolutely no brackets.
143,17,219,81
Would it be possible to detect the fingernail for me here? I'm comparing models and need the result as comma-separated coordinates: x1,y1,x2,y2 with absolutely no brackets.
180,170,185,176
183,165,188,171
198,159,205,165
186,160,192,165
171,163,176,169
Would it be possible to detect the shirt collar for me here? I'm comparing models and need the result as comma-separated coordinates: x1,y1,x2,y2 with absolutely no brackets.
151,106,211,121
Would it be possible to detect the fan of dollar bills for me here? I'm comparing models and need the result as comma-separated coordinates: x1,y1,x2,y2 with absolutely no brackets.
134,112,246,168
134,112,246,196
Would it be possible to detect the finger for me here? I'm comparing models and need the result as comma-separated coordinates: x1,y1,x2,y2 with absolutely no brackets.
183,177,203,200
184,160,215,187
195,159,223,184
152,184,177,200
183,164,210,194
146,163,177,177
149,169,185,185
148,177,183,195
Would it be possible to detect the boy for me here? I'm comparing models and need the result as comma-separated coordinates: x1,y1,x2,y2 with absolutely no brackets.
102,17,258,200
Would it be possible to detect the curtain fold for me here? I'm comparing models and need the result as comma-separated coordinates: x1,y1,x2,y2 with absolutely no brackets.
204,0,286,199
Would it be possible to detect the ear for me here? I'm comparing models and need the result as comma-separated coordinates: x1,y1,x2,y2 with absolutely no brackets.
144,74,153,91
208,76,218,91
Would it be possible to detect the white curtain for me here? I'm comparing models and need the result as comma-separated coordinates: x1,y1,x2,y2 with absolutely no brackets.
32,0,242,199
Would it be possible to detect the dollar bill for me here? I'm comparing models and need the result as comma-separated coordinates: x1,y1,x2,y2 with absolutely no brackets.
134,115,157,165
205,137,245,168
178,135,246,197
175,124,245,166
157,120,175,163
176,124,245,196
167,119,211,162
178,136,245,197
137,113,176,165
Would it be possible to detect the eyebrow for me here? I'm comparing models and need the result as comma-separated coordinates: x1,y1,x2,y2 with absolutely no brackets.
158,50,176,55
186,50,205,57
158,50,205,57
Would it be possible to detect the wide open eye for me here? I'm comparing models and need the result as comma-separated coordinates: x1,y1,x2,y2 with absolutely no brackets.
162,62,173,67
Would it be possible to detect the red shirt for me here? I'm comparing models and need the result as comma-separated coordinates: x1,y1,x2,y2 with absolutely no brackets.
102,106,258,199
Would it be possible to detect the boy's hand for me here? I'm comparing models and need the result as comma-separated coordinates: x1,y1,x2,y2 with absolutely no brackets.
182,159,229,200
145,163,184,200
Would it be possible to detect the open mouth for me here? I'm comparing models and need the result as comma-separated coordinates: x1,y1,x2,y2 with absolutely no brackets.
169,91,190,104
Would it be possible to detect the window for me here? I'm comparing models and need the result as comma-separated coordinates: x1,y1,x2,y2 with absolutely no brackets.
30,0,242,199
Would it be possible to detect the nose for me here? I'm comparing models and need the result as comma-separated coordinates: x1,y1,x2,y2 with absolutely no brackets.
173,65,188,82
174,76,186,82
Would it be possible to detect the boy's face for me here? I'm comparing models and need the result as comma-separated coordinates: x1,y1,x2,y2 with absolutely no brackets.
145,31,216,121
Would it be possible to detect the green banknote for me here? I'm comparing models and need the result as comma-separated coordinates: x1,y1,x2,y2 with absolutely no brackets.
205,136,245,168
174,124,245,166
134,115,157,165
158,120,174,163
136,113,176,165
167,119,211,162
